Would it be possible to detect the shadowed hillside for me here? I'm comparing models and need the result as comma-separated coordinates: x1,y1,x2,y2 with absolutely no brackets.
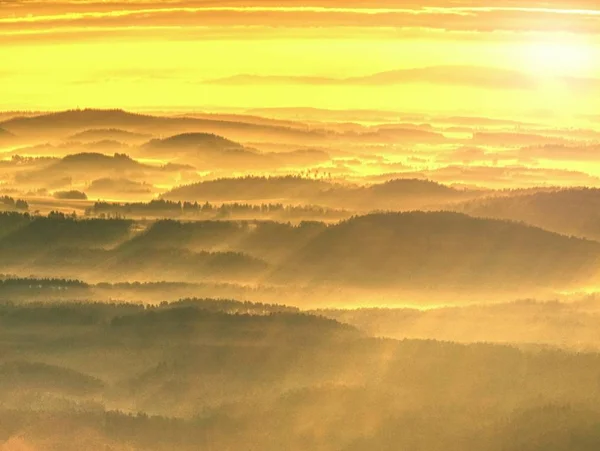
0,127,14,141
271,212,600,292
0,212,596,298
457,188,600,241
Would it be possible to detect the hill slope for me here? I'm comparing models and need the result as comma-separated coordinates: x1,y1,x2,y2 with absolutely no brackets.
271,211,600,291
162,176,337,202
163,177,483,210
0,109,325,143
457,188,600,241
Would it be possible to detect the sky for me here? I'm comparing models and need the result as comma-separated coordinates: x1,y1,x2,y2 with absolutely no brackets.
1,0,600,118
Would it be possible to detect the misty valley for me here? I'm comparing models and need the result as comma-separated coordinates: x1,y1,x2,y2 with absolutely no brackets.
2,107,600,450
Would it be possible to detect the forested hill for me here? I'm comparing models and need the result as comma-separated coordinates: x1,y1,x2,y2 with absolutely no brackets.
161,176,480,210
161,176,335,202
0,211,597,296
456,188,600,241
271,211,600,290
4,299,600,450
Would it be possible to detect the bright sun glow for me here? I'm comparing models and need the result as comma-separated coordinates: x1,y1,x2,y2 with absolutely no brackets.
523,39,593,76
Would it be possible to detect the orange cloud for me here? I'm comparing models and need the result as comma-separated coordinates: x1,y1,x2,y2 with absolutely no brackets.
2,4,600,36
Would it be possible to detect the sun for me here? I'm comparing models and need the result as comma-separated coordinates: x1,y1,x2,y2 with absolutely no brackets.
522,38,593,76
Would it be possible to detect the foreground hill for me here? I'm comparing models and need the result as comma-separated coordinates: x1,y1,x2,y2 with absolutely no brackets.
3,299,600,450
271,212,600,292
456,188,600,241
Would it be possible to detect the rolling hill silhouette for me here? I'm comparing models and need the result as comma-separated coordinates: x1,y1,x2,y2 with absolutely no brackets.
87,178,154,196
142,133,330,169
68,128,151,143
0,109,327,143
457,188,600,241
56,152,142,171
143,132,246,153
0,211,596,295
315,178,482,210
14,152,186,190
163,177,480,210
162,176,336,202
271,211,600,291
0,361,104,396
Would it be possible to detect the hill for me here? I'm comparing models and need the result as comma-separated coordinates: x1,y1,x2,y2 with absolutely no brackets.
4,300,600,450
13,152,182,191
0,109,326,143
0,127,14,140
271,211,600,291
0,361,104,396
141,132,276,169
56,152,142,171
163,177,482,211
161,176,337,202
315,298,600,349
0,214,269,283
456,188,600,241
143,132,246,153
87,178,155,196
316,178,482,210
142,133,330,169
0,212,597,296
68,128,151,143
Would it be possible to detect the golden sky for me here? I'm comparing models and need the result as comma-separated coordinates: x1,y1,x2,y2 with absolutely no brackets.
1,0,600,117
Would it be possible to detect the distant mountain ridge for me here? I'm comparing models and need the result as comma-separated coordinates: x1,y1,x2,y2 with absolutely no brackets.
0,109,328,143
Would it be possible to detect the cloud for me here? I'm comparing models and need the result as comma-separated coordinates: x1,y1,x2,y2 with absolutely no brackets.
206,67,600,92
2,3,600,39
206,66,539,90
